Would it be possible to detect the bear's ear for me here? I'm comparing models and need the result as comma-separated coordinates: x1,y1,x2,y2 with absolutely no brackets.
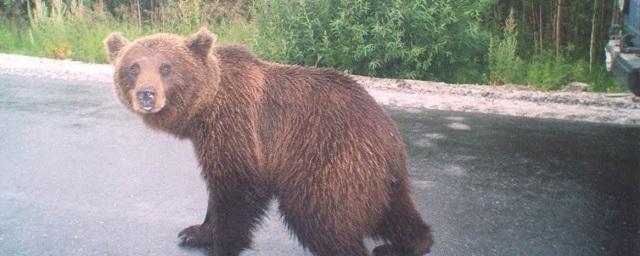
185,27,217,58
104,32,129,64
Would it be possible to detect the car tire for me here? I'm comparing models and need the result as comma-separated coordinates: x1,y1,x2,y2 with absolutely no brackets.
629,69,640,96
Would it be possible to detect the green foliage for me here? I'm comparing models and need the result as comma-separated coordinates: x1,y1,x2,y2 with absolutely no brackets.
488,9,523,85
0,0,625,93
525,53,573,91
0,0,255,63
0,23,20,52
256,0,495,83
510,52,622,92
485,7,623,92
585,67,626,93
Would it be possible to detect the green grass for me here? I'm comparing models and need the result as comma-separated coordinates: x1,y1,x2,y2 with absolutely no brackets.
486,10,625,93
0,21,256,63
0,14,255,63
521,53,625,93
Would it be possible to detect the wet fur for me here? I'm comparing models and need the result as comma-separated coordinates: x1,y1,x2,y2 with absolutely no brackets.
105,29,433,256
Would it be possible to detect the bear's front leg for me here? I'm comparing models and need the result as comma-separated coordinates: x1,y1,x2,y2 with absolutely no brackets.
206,184,271,256
180,173,271,256
178,197,216,246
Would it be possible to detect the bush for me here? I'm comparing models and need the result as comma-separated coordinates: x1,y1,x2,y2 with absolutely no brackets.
255,0,494,83
524,53,572,91
583,65,626,93
0,23,22,53
488,9,524,85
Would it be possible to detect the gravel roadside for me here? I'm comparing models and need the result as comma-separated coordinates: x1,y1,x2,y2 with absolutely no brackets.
2,53,639,125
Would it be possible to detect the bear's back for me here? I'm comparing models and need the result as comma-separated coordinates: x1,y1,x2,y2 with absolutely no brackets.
210,44,406,185
258,62,406,182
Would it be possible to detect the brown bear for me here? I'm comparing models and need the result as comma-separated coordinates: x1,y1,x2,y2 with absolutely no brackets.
104,28,433,256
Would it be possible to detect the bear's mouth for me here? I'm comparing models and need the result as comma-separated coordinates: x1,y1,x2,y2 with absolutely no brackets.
131,94,166,114
134,102,166,115
136,106,163,114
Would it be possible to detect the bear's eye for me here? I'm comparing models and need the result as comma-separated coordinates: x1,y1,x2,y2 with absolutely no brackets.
128,63,140,77
160,63,171,76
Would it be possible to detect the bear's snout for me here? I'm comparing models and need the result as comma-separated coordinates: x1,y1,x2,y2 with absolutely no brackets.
136,86,156,112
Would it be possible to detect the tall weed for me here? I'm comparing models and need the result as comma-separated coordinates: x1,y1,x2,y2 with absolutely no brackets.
488,9,523,85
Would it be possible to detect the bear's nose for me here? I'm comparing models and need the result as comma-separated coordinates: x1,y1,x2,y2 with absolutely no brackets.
136,86,156,111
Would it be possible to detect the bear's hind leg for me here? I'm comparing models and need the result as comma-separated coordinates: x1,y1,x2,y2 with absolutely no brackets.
208,190,271,256
279,200,369,256
287,219,369,256
373,189,433,256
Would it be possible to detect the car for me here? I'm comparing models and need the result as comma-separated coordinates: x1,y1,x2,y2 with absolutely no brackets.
606,0,640,96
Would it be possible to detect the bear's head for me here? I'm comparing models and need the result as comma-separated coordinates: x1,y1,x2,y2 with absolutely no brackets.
104,28,220,135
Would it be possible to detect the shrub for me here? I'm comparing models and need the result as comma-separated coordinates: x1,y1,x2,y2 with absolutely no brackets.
255,0,494,83
488,9,524,85
524,53,570,91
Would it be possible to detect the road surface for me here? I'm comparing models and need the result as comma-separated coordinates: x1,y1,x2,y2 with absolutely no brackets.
0,75,639,255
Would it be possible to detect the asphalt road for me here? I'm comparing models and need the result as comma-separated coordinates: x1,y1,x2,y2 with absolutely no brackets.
1,74,639,256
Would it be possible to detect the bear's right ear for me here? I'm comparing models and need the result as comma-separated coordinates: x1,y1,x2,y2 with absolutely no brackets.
185,27,217,59
104,32,129,64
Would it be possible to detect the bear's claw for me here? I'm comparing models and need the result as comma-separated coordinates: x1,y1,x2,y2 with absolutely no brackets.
178,224,214,246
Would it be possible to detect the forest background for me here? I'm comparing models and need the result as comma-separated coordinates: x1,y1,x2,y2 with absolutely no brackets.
0,0,625,92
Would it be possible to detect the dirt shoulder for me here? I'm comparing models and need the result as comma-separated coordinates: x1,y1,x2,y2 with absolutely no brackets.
2,53,639,125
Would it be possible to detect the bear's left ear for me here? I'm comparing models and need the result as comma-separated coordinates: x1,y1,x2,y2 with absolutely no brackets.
104,32,129,65
185,27,217,58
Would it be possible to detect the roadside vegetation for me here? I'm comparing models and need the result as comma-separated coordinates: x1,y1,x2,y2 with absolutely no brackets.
0,0,625,92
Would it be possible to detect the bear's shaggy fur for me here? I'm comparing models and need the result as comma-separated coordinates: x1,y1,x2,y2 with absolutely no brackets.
104,28,433,256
